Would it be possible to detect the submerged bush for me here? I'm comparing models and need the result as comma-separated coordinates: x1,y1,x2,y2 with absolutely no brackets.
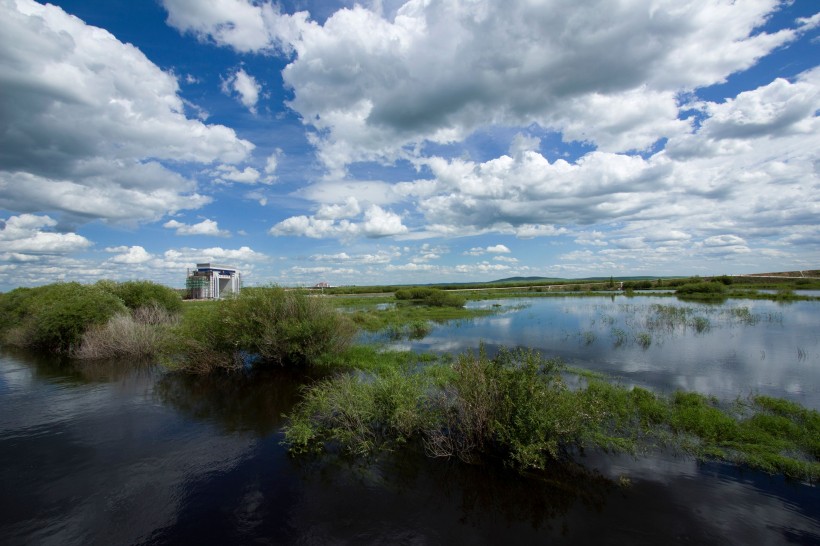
0,283,127,353
227,287,357,365
286,368,432,456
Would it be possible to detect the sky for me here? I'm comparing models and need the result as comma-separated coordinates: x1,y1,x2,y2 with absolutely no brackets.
0,0,818,290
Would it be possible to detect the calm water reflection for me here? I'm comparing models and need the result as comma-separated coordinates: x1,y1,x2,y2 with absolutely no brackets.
391,296,820,409
1,296,819,545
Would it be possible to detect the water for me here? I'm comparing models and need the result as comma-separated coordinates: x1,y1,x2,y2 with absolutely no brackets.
392,296,820,409
1,296,819,544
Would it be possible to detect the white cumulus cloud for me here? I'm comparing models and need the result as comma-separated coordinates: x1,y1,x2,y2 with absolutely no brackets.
222,68,262,113
0,0,254,225
164,219,231,237
0,214,91,256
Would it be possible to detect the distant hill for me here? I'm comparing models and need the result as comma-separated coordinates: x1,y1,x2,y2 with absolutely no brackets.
490,271,820,284
491,275,665,284
743,270,820,278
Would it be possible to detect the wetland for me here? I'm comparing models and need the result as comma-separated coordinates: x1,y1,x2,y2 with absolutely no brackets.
1,282,819,544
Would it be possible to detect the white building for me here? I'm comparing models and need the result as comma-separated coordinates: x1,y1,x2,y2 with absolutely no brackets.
186,263,241,299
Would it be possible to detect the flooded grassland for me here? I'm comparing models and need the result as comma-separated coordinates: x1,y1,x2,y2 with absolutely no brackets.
1,292,819,545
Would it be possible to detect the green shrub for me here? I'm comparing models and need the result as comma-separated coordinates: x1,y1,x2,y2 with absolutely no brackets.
0,283,127,353
168,287,356,369
228,287,356,365
284,368,432,455
395,287,436,300
102,280,183,314
395,287,465,308
425,290,466,307
675,282,725,296
622,280,653,290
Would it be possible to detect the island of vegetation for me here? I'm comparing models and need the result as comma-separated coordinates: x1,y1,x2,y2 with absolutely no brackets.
0,273,818,482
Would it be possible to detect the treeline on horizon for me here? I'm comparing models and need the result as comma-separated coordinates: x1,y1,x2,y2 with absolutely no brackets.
315,272,820,294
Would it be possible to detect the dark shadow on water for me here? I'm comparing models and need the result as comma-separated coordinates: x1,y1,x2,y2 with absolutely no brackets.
153,367,317,435
288,444,615,536
1,347,160,386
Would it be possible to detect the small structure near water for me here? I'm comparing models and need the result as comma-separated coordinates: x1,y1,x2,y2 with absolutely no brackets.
185,263,241,299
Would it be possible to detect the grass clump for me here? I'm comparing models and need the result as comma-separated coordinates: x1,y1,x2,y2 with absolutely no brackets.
344,298,490,336
636,332,652,348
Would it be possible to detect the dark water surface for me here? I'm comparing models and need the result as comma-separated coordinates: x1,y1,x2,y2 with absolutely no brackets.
2,296,819,545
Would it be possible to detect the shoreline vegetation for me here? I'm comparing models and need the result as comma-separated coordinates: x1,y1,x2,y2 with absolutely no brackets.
0,275,818,481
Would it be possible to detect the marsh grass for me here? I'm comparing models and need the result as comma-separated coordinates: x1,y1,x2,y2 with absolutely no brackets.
636,332,652,348
76,305,178,360
610,327,627,347
314,344,446,375
284,346,820,481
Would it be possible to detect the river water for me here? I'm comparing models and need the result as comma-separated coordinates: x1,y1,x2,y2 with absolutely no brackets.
1,296,819,545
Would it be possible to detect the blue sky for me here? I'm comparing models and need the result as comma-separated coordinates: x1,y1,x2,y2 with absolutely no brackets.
0,0,818,290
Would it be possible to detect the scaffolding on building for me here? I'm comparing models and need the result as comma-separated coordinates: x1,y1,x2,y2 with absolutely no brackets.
185,263,241,300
